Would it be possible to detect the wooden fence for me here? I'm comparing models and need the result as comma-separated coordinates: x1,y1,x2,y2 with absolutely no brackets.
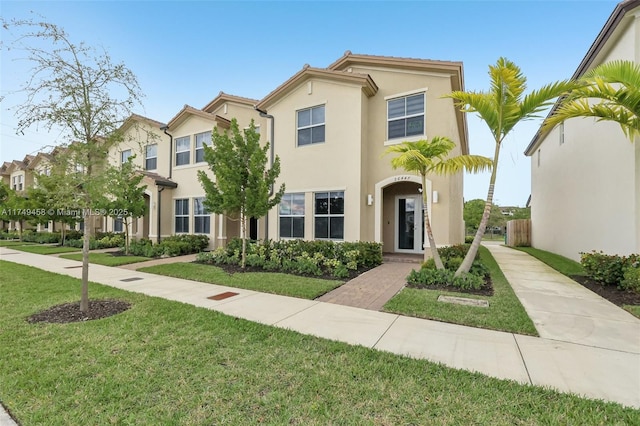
505,219,531,247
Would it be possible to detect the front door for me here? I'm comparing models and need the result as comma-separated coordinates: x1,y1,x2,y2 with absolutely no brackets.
395,195,424,253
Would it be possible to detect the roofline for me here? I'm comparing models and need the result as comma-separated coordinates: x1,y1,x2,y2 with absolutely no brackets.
166,105,215,129
524,0,640,155
202,91,260,113
256,65,378,110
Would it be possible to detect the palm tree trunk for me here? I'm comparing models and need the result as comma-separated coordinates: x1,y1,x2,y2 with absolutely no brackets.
422,174,445,269
455,143,501,277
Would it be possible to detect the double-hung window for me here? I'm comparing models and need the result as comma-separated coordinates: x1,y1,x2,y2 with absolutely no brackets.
175,136,190,166
279,193,305,238
145,144,157,170
195,131,211,163
114,217,123,233
387,93,425,139
121,149,132,164
297,105,325,146
314,191,344,240
193,197,210,234
175,199,189,233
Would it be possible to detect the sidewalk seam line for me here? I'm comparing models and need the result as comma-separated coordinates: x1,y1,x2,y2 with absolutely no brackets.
513,334,533,385
371,314,400,349
272,301,321,326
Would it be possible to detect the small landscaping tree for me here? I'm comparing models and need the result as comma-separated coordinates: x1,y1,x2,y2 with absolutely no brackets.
198,119,285,268
384,137,492,268
0,187,32,241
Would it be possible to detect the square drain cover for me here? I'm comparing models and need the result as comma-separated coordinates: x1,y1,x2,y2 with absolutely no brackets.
208,291,239,301
120,277,143,282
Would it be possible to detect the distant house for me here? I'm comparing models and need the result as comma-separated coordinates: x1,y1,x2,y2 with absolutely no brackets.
525,0,640,260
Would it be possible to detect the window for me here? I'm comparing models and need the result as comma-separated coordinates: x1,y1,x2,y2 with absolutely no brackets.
559,122,565,145
297,105,325,146
12,175,23,191
145,144,157,170
175,136,190,166
175,199,189,233
114,217,123,233
43,166,50,176
537,149,541,167
195,131,211,163
279,193,305,238
121,149,132,164
193,197,210,234
314,191,344,240
387,93,425,139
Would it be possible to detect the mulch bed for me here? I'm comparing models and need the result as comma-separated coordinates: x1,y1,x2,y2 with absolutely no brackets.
407,278,494,297
570,275,640,307
27,300,131,324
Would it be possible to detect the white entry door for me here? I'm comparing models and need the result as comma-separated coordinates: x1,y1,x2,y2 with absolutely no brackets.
395,195,424,253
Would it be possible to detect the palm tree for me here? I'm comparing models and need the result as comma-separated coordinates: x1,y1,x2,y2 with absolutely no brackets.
543,60,640,139
445,58,576,276
384,136,492,268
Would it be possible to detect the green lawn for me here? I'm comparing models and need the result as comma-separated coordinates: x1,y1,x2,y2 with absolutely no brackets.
514,246,586,276
60,252,151,266
10,245,81,255
1,261,637,424
383,246,538,335
0,240,38,247
139,263,341,300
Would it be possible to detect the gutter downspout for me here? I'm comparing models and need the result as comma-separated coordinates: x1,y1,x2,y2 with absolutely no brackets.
255,107,274,240
161,126,173,179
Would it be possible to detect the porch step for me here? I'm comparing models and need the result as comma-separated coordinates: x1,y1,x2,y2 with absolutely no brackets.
383,253,423,264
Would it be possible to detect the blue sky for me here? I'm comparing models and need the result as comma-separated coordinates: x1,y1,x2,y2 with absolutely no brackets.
0,0,619,206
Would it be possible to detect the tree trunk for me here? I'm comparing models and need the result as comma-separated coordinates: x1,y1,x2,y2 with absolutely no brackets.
422,174,444,269
80,214,91,312
240,209,247,269
61,224,66,246
124,217,130,255
455,143,501,277
18,220,24,242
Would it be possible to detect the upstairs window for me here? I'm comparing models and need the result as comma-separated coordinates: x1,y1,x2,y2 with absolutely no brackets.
297,105,325,146
387,93,425,139
121,149,132,164
195,131,211,163
145,144,157,170
175,136,190,166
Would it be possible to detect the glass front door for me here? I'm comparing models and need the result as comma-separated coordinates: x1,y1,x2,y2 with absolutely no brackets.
396,195,424,253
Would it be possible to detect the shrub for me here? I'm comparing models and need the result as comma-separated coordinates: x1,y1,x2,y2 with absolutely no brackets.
620,263,640,293
580,251,640,286
452,272,485,290
407,268,454,287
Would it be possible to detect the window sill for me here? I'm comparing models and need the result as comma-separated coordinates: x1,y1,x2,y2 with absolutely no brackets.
383,135,426,146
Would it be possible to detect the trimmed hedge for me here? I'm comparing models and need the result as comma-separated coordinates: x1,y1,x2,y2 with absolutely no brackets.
408,244,488,291
197,238,382,279
129,235,209,258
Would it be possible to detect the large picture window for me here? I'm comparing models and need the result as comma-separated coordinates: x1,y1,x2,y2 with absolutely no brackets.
387,93,425,139
314,191,344,240
279,193,305,238
193,197,210,234
175,199,189,233
195,131,211,163
175,136,190,166
145,144,157,170
297,105,325,146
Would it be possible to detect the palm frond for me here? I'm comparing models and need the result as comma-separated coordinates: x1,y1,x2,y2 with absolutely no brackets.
584,60,640,89
431,154,493,175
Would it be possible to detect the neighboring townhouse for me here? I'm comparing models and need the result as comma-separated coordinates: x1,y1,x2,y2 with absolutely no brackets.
257,52,468,253
525,0,640,261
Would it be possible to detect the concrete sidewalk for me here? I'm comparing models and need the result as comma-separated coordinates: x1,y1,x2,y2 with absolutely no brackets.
1,246,639,409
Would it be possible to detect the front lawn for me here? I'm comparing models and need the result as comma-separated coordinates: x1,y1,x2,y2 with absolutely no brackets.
139,263,341,300
11,245,81,255
1,261,637,424
383,246,538,335
0,240,38,247
60,252,151,266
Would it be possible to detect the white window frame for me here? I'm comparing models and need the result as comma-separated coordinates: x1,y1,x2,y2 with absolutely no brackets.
175,136,191,166
175,199,189,233
297,105,325,146
195,131,211,163
385,90,426,143
314,191,345,240
193,197,210,234
121,149,132,164
279,193,305,239
145,144,158,170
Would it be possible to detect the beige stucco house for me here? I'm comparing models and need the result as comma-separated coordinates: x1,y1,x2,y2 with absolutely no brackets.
525,0,640,261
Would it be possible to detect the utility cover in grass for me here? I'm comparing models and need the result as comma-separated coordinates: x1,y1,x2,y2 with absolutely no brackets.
437,295,489,308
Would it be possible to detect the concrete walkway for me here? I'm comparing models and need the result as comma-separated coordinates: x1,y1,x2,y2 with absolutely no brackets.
1,246,639,411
